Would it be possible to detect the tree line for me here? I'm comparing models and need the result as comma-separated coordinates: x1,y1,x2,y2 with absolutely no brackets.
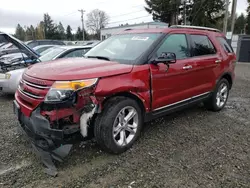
14,1,250,41
145,0,249,34
14,9,109,41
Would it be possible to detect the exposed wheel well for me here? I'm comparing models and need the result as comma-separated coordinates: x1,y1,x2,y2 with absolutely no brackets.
102,92,146,116
221,73,233,89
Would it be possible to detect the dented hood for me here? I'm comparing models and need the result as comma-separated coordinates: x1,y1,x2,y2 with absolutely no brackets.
25,58,133,80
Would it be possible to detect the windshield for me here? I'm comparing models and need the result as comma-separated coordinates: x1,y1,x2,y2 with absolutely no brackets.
39,47,66,62
85,33,161,64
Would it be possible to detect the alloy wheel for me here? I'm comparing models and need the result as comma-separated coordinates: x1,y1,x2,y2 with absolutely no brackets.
112,106,139,147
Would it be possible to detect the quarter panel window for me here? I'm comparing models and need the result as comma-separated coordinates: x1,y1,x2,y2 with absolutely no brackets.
191,35,216,56
63,49,90,58
156,34,190,59
217,37,234,53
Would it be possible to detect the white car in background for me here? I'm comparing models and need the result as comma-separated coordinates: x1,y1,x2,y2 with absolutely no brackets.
0,45,92,94
33,45,57,55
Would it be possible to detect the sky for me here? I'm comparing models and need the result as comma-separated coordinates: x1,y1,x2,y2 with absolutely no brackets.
0,0,248,34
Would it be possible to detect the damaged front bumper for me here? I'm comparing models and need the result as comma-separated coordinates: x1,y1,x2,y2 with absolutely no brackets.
13,100,79,176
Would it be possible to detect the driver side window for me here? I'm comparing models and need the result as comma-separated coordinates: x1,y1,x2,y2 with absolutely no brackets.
156,34,189,59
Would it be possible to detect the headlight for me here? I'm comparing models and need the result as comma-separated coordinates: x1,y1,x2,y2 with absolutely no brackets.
0,73,11,79
45,78,98,102
5,73,11,79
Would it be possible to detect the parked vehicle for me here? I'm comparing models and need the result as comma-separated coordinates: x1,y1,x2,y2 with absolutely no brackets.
33,45,57,55
0,42,14,49
39,45,92,62
0,32,40,73
25,40,65,48
0,45,92,94
14,26,236,175
0,47,20,56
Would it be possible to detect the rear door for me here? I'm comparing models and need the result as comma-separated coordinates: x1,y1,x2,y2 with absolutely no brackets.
187,34,221,93
150,33,202,110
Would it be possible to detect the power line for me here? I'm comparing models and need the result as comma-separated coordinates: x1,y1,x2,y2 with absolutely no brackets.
109,9,146,18
108,15,151,25
60,11,78,17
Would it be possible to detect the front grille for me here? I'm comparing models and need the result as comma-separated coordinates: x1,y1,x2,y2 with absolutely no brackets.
18,74,54,100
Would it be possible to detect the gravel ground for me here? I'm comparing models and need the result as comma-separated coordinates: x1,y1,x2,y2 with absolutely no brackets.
0,63,250,188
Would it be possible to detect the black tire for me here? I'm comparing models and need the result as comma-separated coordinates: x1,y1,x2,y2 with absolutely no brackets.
94,96,143,154
204,78,230,112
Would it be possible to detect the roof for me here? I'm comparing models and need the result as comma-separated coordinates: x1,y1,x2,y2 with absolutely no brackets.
55,45,93,50
170,25,221,33
25,39,64,43
117,26,224,36
33,45,58,50
101,21,169,31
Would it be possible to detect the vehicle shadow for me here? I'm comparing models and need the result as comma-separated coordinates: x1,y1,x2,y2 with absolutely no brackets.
0,92,15,101
58,103,208,170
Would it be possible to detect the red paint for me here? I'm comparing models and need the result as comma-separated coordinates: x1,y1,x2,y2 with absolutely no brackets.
25,58,133,80
95,65,151,111
15,28,236,126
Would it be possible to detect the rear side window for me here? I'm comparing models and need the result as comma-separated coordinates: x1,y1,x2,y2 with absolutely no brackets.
217,37,234,53
63,48,90,58
55,41,65,45
190,35,216,56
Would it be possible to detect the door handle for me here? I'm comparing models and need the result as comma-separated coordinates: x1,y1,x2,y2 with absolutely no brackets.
215,59,222,64
183,65,192,70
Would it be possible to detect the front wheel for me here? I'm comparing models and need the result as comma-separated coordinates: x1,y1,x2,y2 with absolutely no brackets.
204,78,230,111
94,97,143,154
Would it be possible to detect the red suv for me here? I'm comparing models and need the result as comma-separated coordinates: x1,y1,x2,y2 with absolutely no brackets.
14,26,236,174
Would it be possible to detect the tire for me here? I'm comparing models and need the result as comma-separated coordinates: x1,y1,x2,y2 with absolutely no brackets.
204,78,230,112
94,96,143,154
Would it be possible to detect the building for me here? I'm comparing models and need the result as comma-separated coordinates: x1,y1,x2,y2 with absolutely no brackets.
100,22,169,40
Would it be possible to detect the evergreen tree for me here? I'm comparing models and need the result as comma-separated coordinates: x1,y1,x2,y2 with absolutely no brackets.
145,0,181,25
57,22,66,39
66,25,73,40
75,27,82,40
145,0,225,27
234,14,246,34
14,24,25,41
246,13,250,35
36,22,45,39
43,13,57,39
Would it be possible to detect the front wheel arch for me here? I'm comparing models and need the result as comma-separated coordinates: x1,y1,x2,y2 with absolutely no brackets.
101,92,146,118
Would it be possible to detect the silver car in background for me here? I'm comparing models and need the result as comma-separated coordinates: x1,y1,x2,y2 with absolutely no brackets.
0,45,92,94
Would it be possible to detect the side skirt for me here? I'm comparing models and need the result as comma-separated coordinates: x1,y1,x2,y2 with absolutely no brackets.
144,92,211,122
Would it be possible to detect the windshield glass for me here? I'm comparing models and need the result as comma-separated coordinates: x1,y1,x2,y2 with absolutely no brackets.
85,33,161,64
39,47,65,62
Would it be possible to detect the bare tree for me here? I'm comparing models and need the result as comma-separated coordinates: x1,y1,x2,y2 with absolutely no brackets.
86,9,109,35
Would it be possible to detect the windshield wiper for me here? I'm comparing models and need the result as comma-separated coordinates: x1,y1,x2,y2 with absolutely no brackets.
86,56,110,61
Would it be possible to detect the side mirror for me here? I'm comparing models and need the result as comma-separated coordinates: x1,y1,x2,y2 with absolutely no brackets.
153,52,176,65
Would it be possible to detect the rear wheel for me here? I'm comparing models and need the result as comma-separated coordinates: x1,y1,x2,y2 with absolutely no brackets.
204,78,230,111
94,97,143,154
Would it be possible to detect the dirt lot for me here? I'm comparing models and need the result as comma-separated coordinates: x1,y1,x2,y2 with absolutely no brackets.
0,63,249,188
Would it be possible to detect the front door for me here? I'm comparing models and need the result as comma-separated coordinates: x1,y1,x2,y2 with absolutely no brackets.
150,33,200,111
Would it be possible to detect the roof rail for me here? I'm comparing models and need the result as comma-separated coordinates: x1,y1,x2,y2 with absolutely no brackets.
170,25,221,33
124,28,132,31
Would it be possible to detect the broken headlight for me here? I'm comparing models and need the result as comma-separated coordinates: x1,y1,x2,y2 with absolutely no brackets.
45,78,98,103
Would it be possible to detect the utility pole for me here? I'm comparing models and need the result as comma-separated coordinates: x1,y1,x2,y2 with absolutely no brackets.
184,0,187,25
78,9,85,41
181,0,187,25
230,0,237,38
223,0,230,34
